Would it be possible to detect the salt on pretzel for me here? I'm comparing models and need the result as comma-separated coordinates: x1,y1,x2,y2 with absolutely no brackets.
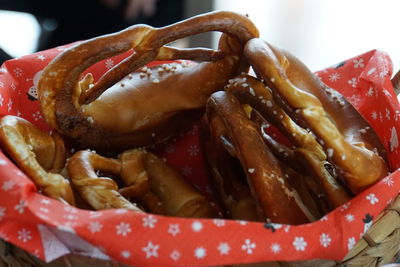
0,115,75,205
67,150,142,211
118,149,215,218
206,91,315,224
243,39,388,194
226,74,351,209
38,11,259,150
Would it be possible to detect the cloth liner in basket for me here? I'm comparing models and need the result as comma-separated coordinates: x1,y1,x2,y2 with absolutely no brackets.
0,44,399,267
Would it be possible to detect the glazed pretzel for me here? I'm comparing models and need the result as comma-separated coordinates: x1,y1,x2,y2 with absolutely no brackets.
67,150,143,212
205,91,315,224
225,74,351,209
118,149,215,218
243,39,388,194
38,11,259,150
0,115,75,205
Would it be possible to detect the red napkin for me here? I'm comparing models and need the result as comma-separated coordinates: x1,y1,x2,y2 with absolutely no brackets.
0,45,398,266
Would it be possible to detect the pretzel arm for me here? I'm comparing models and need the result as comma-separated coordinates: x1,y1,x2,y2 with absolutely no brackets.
226,74,351,207
0,115,75,205
206,91,315,224
119,149,214,218
244,39,389,194
67,150,142,212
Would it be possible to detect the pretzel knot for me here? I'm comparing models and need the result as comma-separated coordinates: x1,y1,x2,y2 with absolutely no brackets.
0,115,75,205
38,11,260,150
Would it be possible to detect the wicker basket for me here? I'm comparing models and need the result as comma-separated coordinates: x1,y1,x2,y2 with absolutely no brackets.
0,71,399,267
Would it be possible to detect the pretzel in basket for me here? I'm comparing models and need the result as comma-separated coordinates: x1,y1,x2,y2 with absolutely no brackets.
205,91,315,224
0,115,75,205
242,38,388,194
67,148,214,217
38,11,259,151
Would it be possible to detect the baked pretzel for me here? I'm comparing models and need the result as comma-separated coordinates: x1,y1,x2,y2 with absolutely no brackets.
225,74,351,209
38,11,259,150
206,91,315,224
67,150,142,212
0,115,75,205
118,149,215,218
199,116,259,221
243,39,388,194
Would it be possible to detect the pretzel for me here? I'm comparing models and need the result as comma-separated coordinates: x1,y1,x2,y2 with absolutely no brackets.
205,91,315,224
226,74,351,209
67,150,143,211
199,116,259,221
243,39,388,194
118,149,215,218
0,115,75,205
38,11,259,150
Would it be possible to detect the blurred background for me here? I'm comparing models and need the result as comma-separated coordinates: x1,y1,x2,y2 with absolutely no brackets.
0,0,399,72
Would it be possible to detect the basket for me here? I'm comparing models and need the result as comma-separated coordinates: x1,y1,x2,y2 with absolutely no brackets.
0,47,399,267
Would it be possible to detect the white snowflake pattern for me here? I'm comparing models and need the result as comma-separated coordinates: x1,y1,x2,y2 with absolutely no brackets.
32,111,42,121
328,72,341,82
11,83,16,91
13,68,23,77
64,206,78,213
270,243,281,254
39,207,49,213
114,209,128,214
382,176,394,186
213,219,226,227
366,87,375,97
218,242,230,255
0,81,3,88
36,55,46,61
170,250,181,261
115,222,131,236
2,180,15,191
340,203,350,211
0,94,4,106
168,223,180,236
0,159,7,166
191,221,203,232
194,247,206,259
181,165,192,177
347,77,357,88
142,241,159,258
187,145,200,156
319,233,331,248
241,239,256,254
88,221,103,233
320,215,328,221
284,225,291,232
105,59,114,69
379,67,389,78
7,99,12,112
40,199,50,205
17,228,32,243
293,237,307,251
345,214,355,222
353,58,365,68
371,111,378,121
386,108,391,120
366,193,379,205
142,215,157,228
347,94,362,108
121,250,130,259
14,200,26,214
237,220,248,226
348,237,356,250
0,206,6,221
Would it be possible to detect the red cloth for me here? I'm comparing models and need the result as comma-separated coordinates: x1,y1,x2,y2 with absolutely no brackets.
0,46,399,266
